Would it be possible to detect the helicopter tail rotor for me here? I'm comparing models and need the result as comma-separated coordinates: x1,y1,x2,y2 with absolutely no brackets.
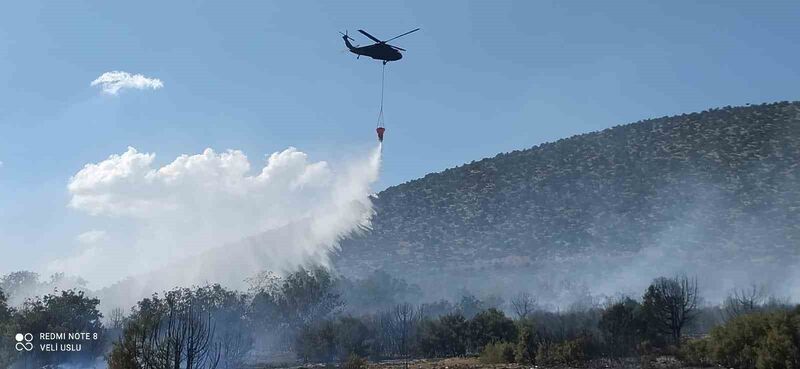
339,30,356,42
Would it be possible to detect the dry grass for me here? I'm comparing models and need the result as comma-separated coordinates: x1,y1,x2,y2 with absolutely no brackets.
366,356,703,369
260,355,702,369
369,357,523,369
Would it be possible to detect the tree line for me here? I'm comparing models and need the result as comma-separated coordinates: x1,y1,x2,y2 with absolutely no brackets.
0,269,797,369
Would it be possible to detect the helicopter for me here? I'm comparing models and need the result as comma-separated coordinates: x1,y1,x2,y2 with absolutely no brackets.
341,28,420,65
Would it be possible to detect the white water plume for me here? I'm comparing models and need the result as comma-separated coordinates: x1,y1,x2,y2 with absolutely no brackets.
47,144,382,301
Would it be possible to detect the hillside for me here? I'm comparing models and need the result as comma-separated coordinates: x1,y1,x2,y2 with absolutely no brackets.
334,102,800,300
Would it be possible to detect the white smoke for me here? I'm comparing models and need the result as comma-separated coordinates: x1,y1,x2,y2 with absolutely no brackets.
50,145,382,296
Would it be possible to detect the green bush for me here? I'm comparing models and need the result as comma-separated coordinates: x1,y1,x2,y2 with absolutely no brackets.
754,313,800,369
705,309,800,369
679,338,712,367
480,341,515,364
536,336,593,366
709,311,769,368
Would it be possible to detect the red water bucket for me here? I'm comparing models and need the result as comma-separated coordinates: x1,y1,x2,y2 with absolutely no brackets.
376,127,386,142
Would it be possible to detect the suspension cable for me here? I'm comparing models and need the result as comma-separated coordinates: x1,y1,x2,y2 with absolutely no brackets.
377,63,385,127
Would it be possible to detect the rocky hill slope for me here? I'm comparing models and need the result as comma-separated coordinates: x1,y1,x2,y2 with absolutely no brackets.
335,102,800,300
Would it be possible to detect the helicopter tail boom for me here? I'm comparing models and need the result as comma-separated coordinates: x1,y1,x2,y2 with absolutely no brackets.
340,31,357,51
343,36,355,50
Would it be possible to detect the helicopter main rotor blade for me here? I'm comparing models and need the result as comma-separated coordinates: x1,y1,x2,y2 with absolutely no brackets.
357,29,383,43
388,44,406,51
385,28,420,42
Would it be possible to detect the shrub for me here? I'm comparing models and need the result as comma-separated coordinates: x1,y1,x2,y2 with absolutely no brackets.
514,322,537,364
536,336,593,366
679,338,712,367
480,341,515,364
335,316,372,359
710,312,771,368
342,354,367,369
295,320,338,362
754,313,800,369
706,309,800,369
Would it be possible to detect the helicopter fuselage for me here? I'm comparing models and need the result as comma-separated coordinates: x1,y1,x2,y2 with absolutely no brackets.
344,38,402,62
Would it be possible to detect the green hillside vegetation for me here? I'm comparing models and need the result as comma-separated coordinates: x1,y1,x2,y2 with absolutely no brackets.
337,102,800,295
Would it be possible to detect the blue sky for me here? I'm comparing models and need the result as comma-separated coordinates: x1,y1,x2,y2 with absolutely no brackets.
1,0,799,275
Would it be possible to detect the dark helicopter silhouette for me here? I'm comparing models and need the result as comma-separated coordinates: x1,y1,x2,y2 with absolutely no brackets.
341,28,420,65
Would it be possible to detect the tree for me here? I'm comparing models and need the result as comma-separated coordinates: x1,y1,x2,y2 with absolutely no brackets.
250,267,342,335
0,271,88,306
109,285,252,369
109,291,223,369
108,307,127,330
294,316,374,363
335,316,372,359
642,275,698,346
723,285,767,320
418,313,468,357
164,305,221,369
0,288,11,323
467,308,517,352
187,285,252,369
294,320,337,363
14,289,105,367
105,307,127,342
510,292,537,320
388,303,419,364
0,271,41,304
599,297,645,356
339,270,421,314
418,300,454,319
515,322,538,364
456,295,484,319
0,289,16,369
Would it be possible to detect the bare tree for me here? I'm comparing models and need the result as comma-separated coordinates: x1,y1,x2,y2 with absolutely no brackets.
510,292,537,320
642,275,698,346
108,307,127,330
723,284,767,320
185,306,220,369
116,302,221,369
392,303,418,366
217,327,250,369
374,303,420,366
